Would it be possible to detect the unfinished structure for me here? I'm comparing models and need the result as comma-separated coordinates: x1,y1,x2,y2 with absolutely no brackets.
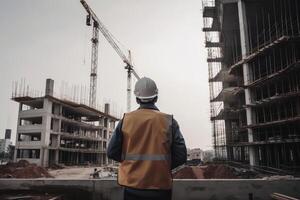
12,79,118,167
202,0,300,173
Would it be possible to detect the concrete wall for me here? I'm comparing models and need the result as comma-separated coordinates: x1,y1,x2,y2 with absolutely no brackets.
0,179,300,200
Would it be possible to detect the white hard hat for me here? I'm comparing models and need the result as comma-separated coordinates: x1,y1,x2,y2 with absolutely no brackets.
134,77,158,100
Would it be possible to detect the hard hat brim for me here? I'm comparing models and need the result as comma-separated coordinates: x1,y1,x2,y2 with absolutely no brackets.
135,94,158,100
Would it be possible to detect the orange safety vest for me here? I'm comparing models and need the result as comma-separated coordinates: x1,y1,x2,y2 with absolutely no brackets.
118,109,173,190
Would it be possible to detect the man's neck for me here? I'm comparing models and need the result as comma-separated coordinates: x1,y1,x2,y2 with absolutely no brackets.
138,103,159,111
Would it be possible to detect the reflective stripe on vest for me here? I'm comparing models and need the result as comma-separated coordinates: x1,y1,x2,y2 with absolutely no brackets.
122,154,170,161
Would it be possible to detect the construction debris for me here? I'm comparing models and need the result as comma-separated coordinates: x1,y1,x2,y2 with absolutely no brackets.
0,160,53,178
203,164,237,179
173,166,205,179
90,165,118,179
173,164,237,179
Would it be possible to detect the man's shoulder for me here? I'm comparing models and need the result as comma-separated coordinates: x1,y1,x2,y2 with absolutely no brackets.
125,109,173,120
138,109,173,117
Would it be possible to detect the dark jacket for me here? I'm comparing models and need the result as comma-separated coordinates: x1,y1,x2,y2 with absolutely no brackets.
107,103,187,170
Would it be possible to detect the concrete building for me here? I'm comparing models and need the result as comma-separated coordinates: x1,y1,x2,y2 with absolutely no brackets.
5,129,12,140
12,79,118,167
202,0,300,173
187,148,203,160
0,139,11,154
0,129,12,153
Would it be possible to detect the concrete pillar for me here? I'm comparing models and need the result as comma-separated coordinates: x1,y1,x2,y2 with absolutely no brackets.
104,103,110,114
55,150,59,164
225,120,233,160
14,103,23,162
45,79,54,96
42,98,52,145
13,149,17,162
237,0,258,167
57,104,62,164
41,98,52,167
42,148,49,167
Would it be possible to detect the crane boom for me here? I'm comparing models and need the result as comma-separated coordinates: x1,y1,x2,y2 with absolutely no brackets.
80,0,140,80
80,0,140,112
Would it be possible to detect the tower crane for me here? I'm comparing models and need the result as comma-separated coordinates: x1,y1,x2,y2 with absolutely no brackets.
80,0,140,111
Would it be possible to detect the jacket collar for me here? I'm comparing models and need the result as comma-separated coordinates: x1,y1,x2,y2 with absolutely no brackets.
138,103,159,111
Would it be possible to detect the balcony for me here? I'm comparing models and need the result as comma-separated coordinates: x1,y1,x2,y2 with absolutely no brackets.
60,132,102,141
210,108,240,120
18,124,43,133
19,109,44,118
17,141,41,147
210,87,243,102
209,68,237,82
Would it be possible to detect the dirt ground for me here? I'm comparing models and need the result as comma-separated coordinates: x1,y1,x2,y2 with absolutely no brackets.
49,167,96,179
0,160,52,178
173,164,237,179
0,160,115,179
1,161,247,180
49,166,115,179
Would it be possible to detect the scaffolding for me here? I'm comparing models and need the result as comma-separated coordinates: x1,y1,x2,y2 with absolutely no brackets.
202,0,227,159
203,0,300,173
11,79,123,120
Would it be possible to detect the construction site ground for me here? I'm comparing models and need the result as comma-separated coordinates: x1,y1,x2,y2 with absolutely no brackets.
1,161,299,199
49,164,241,179
1,160,297,180
48,166,114,179
172,164,264,179
0,160,117,179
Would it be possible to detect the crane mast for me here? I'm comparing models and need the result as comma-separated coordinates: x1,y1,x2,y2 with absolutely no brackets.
80,0,140,112
126,51,132,112
89,21,99,108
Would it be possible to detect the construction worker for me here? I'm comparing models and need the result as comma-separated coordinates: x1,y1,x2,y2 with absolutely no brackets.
92,168,99,178
107,77,187,200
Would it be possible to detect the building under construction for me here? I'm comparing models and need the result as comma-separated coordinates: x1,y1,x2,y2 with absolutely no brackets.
12,79,118,167
203,0,300,173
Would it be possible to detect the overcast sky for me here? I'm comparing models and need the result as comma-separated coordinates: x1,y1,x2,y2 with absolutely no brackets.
0,0,211,149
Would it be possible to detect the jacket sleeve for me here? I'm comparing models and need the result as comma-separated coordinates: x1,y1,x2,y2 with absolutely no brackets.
107,119,123,162
171,118,187,169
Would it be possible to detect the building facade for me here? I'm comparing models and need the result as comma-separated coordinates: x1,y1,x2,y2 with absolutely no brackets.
0,139,11,154
0,129,11,153
187,148,203,160
12,79,118,167
203,0,300,173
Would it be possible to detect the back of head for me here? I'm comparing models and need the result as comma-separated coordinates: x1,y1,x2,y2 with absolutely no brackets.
134,77,158,104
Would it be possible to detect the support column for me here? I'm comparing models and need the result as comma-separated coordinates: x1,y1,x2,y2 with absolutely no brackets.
42,98,52,167
55,150,59,164
13,149,18,162
14,103,23,162
42,148,49,167
237,0,258,167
